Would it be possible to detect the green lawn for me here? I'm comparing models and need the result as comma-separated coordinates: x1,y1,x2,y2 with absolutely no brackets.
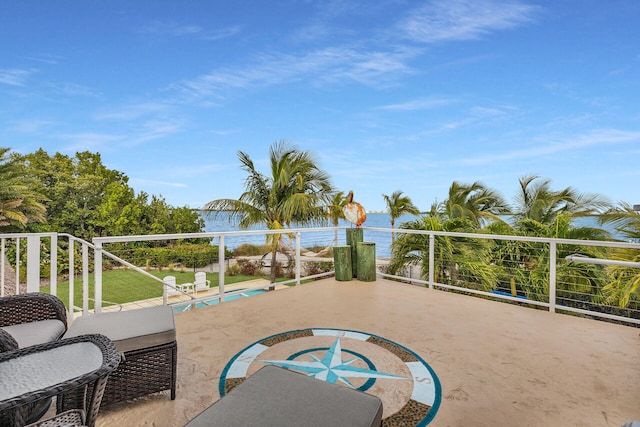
41,269,275,310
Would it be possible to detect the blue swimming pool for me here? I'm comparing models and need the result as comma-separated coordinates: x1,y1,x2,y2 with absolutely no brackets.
172,289,267,312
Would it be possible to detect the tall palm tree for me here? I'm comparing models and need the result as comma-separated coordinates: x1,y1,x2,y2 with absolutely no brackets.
440,181,510,228
599,202,640,307
327,191,347,246
387,216,497,291
0,147,46,230
382,190,420,243
512,175,610,224
203,141,334,284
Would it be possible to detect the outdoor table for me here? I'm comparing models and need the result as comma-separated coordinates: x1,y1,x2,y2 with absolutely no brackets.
0,334,120,427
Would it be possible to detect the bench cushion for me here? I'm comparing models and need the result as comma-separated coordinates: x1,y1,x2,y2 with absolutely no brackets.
1,319,66,349
186,365,383,427
64,306,175,353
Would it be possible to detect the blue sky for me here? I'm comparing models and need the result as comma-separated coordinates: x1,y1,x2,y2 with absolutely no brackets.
1,0,639,212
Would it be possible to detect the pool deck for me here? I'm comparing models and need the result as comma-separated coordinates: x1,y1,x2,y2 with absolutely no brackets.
100,278,286,313
95,277,639,427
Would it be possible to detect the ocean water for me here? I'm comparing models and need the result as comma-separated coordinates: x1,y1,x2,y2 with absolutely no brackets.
201,212,411,258
201,213,623,259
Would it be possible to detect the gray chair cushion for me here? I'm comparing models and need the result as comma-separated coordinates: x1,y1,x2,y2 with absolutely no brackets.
1,319,66,349
64,306,175,353
186,365,383,427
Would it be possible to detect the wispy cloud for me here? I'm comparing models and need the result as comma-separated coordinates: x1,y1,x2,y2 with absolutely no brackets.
404,104,518,137
57,118,182,152
458,129,640,166
125,120,183,146
0,68,35,86
58,132,122,153
140,20,203,36
209,129,240,136
399,0,538,44
173,45,416,102
10,119,59,134
378,96,458,111
140,20,241,41
48,82,101,97
130,178,188,188
23,54,62,65
94,102,172,121
203,25,243,41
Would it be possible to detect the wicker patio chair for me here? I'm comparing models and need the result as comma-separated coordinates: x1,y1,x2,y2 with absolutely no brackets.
0,293,68,353
0,334,120,427
63,306,177,406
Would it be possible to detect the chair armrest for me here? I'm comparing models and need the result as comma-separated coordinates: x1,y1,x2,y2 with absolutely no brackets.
0,293,68,330
0,329,19,353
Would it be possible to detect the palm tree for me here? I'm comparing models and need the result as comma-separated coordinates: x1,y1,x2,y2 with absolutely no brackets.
382,190,420,243
203,141,334,284
387,216,497,291
327,191,347,246
512,175,610,224
599,202,640,307
440,181,510,228
0,147,46,230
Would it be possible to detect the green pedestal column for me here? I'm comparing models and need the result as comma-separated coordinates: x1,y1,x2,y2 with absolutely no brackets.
357,242,376,282
333,245,352,281
346,228,364,278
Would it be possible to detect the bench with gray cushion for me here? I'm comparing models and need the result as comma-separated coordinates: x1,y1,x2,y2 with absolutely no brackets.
0,293,67,353
186,365,383,427
63,306,177,406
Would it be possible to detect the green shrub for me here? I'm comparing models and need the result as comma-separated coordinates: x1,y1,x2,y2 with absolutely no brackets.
305,261,334,276
227,263,241,276
109,244,230,269
237,259,263,275
233,244,268,257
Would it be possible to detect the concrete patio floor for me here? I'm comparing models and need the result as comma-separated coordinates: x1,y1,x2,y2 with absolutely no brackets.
96,278,639,427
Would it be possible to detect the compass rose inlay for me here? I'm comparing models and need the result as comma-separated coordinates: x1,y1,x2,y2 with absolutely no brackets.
219,328,442,426
259,337,407,388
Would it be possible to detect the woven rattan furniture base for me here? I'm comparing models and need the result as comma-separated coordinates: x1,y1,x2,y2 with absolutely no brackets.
27,409,85,427
0,335,119,427
64,306,177,407
0,293,68,353
101,340,177,406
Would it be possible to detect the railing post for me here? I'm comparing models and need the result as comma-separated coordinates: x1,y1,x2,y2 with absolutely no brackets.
69,238,75,317
1,238,5,297
83,243,90,315
26,235,40,292
428,234,435,289
549,241,557,313
94,241,103,313
15,238,21,295
50,234,57,297
219,235,225,302
295,232,301,286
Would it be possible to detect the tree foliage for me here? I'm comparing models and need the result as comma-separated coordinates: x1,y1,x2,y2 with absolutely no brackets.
203,140,334,282
388,178,640,312
9,148,204,240
0,148,46,231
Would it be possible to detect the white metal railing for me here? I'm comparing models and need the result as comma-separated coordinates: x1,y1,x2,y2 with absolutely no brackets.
91,227,334,312
364,226,640,325
1,227,639,326
0,232,58,297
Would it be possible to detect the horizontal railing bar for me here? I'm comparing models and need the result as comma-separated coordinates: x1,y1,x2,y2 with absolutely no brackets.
93,227,346,244
565,254,640,268
431,282,552,308
0,232,57,239
362,227,640,249
556,304,640,325
378,272,428,286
